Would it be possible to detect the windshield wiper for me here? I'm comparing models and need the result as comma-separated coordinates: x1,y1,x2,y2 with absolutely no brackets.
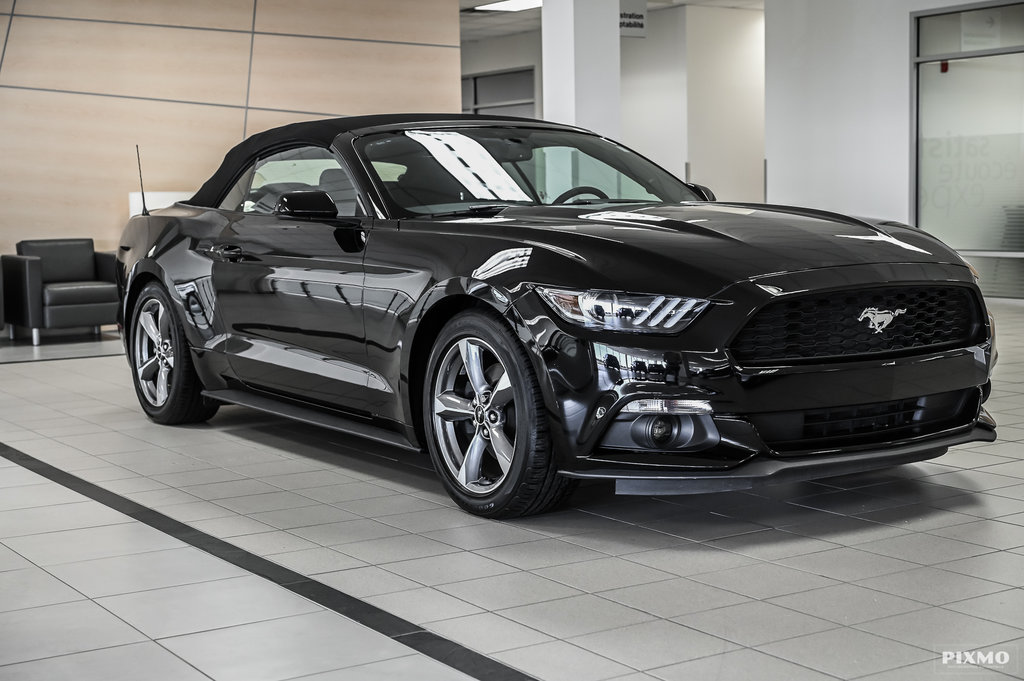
428,204,523,219
561,198,659,206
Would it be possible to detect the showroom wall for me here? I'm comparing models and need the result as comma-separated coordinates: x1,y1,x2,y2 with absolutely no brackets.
624,4,765,201
462,5,765,202
0,0,460,254
621,5,688,179
764,0,969,222
685,5,764,202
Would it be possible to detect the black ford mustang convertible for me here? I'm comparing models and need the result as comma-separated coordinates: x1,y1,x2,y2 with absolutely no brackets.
117,114,996,517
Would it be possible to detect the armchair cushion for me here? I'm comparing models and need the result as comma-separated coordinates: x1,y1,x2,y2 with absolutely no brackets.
44,302,118,329
17,238,96,283
43,281,118,307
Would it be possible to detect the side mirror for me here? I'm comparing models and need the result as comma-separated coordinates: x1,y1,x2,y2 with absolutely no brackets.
275,190,338,220
690,184,716,202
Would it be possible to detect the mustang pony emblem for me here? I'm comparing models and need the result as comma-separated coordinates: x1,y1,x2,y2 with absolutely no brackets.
858,307,907,334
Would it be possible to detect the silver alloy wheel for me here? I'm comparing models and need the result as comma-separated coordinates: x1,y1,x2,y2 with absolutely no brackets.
133,297,174,407
432,337,517,495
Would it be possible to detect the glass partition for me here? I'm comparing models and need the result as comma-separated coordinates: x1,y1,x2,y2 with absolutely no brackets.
916,3,1024,297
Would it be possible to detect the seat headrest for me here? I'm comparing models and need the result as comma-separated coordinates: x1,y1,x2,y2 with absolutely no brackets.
319,168,351,189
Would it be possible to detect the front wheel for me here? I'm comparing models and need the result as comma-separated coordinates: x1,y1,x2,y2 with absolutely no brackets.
423,310,576,518
129,282,219,425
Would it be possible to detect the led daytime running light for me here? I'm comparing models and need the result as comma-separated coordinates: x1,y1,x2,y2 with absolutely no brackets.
622,399,712,414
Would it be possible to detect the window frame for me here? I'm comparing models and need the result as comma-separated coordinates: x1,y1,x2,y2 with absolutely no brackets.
215,144,364,217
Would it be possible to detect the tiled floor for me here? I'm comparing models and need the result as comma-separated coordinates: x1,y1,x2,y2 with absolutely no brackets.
0,326,123,364
0,463,474,681
1,300,1023,680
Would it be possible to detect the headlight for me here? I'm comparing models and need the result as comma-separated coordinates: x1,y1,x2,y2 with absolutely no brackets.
536,287,709,333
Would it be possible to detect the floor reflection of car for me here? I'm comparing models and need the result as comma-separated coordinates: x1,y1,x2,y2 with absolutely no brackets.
116,114,997,517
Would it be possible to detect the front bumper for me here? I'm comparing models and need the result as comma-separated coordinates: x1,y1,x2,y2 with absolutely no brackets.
563,420,996,495
513,262,997,491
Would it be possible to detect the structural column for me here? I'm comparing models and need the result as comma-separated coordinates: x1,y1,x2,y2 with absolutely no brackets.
541,0,621,140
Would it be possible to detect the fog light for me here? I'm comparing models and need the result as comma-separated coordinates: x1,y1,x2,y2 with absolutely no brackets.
649,416,674,447
630,414,694,449
604,410,721,452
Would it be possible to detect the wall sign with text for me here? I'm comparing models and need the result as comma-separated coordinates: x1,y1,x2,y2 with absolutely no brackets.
620,0,647,37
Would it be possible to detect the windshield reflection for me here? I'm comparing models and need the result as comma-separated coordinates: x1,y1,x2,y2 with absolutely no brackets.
357,126,700,218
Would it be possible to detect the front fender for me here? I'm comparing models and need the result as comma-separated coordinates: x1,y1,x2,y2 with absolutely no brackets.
397,277,518,443
120,247,230,391
396,276,590,470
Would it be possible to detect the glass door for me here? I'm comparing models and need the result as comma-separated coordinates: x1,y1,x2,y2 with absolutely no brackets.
915,3,1024,297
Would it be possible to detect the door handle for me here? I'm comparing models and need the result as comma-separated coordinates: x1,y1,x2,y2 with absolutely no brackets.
209,243,244,262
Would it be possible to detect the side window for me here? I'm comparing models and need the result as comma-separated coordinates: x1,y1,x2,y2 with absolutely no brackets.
218,146,360,216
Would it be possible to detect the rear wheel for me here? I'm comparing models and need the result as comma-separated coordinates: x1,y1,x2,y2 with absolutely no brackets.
423,310,576,518
129,282,219,425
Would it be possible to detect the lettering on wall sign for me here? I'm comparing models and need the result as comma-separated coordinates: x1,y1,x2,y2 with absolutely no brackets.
620,0,647,38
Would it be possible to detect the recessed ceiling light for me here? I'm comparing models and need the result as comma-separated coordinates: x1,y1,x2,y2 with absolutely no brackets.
475,0,542,11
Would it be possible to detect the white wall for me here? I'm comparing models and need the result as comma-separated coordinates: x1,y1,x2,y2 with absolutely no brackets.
463,13,692,173
460,5,765,200
686,5,765,201
460,30,543,113
764,0,965,221
542,0,622,138
621,6,688,179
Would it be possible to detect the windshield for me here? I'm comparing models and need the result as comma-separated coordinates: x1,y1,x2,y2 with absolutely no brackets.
356,127,701,216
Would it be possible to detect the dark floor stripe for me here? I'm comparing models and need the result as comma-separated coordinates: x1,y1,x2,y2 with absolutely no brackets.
0,442,538,681
0,352,124,365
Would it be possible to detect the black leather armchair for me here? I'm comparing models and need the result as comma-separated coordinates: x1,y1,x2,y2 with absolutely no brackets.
2,239,118,345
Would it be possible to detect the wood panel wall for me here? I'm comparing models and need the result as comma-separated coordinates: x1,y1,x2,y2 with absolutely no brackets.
0,0,460,254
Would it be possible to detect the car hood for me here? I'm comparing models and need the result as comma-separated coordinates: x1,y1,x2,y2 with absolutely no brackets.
439,203,966,298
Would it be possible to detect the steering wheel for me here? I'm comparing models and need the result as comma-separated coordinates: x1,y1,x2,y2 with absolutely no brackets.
552,185,610,204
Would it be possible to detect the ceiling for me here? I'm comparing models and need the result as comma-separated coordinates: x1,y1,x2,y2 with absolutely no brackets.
460,0,764,42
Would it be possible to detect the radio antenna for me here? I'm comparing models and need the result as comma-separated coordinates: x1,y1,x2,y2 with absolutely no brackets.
135,144,150,216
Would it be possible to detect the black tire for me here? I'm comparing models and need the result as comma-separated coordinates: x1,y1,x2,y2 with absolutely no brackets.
423,309,577,518
128,282,219,425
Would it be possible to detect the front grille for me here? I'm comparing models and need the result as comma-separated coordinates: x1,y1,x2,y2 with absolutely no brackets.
748,388,979,454
730,285,984,365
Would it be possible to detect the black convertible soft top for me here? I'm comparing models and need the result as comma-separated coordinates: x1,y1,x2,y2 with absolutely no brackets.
186,113,576,208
